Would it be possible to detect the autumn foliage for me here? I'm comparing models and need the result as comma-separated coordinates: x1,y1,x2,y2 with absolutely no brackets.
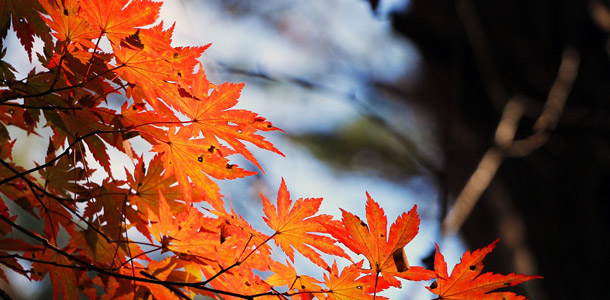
0,0,541,299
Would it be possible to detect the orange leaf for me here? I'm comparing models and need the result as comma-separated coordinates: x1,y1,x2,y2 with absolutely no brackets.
142,257,206,299
210,206,273,271
323,193,434,287
113,37,181,115
323,261,389,300
112,28,204,116
111,24,207,113
79,0,161,44
182,68,284,171
126,154,184,239
152,126,255,208
427,239,542,300
266,260,321,297
206,265,276,300
262,178,349,268
147,191,220,258
38,0,97,47
31,249,83,300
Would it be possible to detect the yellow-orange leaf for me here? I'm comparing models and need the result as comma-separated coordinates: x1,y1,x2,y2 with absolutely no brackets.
126,154,184,237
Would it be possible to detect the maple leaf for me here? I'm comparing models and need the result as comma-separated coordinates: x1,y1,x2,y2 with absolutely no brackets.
209,205,273,273
152,126,255,207
81,178,132,239
69,226,136,269
111,23,208,116
79,0,161,44
0,0,51,60
147,191,221,259
125,154,212,241
30,249,87,300
323,193,434,287
323,261,390,300
43,106,117,177
210,234,273,279
126,154,184,240
0,159,41,221
116,99,177,136
262,178,349,268
266,260,321,300
181,67,284,171
206,265,277,300
38,0,97,47
38,145,86,198
141,257,209,299
0,103,36,134
427,239,542,300
113,32,186,114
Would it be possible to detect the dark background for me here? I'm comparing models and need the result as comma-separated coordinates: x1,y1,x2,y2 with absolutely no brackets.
384,0,610,299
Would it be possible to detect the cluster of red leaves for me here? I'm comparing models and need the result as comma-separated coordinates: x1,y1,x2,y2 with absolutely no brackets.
0,0,541,299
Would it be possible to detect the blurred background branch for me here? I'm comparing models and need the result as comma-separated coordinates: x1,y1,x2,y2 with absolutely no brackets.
442,49,580,236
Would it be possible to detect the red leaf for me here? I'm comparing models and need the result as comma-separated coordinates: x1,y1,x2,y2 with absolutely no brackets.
427,239,542,300
324,193,434,287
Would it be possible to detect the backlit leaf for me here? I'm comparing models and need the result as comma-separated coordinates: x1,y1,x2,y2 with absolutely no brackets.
323,193,434,287
262,178,349,268
427,239,542,300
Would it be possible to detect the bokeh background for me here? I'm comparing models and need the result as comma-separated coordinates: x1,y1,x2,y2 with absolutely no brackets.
3,0,609,299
